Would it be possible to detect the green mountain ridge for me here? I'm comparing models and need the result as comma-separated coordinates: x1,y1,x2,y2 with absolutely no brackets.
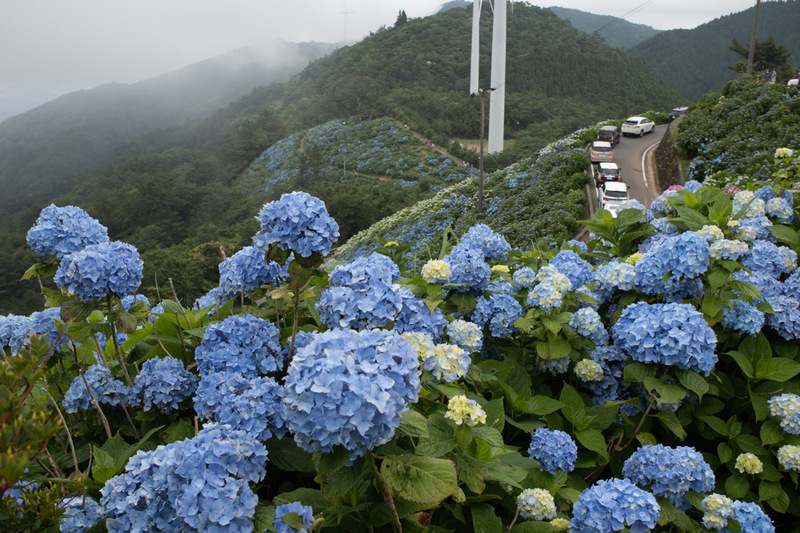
630,0,800,100
547,6,661,49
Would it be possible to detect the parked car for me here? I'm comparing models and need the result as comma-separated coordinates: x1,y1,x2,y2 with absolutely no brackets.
589,141,613,163
596,125,621,145
621,116,655,137
598,181,629,217
669,107,688,121
596,162,621,185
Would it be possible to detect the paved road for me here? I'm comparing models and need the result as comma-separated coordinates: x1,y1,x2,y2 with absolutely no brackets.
589,125,666,208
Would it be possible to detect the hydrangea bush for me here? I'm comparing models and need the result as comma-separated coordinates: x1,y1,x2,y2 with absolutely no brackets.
4,84,800,531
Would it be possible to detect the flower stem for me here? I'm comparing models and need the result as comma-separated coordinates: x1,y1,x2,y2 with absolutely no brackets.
368,450,402,533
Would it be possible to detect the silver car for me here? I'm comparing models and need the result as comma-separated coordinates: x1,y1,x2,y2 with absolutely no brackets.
589,141,613,163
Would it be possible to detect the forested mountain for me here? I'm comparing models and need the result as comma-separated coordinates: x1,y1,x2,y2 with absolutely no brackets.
547,6,661,49
630,0,800,100
0,41,335,225
2,3,682,313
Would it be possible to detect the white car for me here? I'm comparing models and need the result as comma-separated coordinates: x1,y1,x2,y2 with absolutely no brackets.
621,116,655,137
589,141,613,163
598,181,629,217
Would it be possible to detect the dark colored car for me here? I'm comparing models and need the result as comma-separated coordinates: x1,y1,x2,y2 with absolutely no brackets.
669,107,688,121
596,125,621,145
596,162,622,185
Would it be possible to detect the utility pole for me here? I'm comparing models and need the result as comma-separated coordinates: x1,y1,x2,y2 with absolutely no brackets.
746,0,761,75
477,87,494,214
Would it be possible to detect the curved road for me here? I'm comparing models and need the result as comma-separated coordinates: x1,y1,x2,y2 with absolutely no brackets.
590,125,666,208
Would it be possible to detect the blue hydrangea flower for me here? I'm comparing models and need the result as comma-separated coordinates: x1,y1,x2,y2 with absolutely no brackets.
194,314,283,377
0,314,29,349
766,295,800,340
612,302,717,375
459,224,511,259
732,190,767,218
62,365,133,413
569,308,608,345
635,232,709,295
721,501,775,533
424,343,470,382
100,423,267,532
702,493,735,530
651,216,678,235
593,260,637,302
317,283,403,331
778,445,800,472
329,253,400,288
254,191,339,257
446,319,483,352
26,204,109,259
786,269,800,299
274,501,315,533
393,287,448,340
742,240,793,279
528,428,577,474
120,294,150,311
650,189,679,214
512,267,537,290
720,299,765,336
622,445,714,510
540,356,570,376
54,241,143,301
283,329,420,460
550,250,593,287
219,245,289,298
732,270,784,304
6,308,64,355
766,197,794,224
192,287,226,316
132,356,198,413
536,264,572,293
709,239,750,261
768,393,800,435
444,244,491,293
472,293,523,338
570,478,660,533
737,216,776,242
194,372,286,441
583,344,629,405
59,496,105,533
527,282,563,312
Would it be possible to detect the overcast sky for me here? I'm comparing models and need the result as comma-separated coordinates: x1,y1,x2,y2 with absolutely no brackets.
0,0,760,119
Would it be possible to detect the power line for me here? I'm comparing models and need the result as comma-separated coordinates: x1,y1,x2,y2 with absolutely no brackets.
591,0,658,36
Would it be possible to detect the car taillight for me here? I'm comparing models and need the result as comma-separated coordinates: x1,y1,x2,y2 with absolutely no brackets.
609,152,613,156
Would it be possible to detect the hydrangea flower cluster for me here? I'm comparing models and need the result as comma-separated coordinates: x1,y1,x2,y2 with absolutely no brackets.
100,423,267,532
778,444,800,472
516,488,556,521
582,344,629,405
274,501,315,533
622,445,714,509
459,224,511,259
612,302,717,375
701,493,735,529
4,308,63,355
329,253,399,288
720,501,775,533
59,496,105,533
512,267,537,290
420,259,451,283
283,329,420,460
444,244,491,293
548,250,593,287
635,232,709,294
766,295,800,340
62,365,133,413
536,264,573,293
540,356,570,376
423,343,470,382
735,453,764,474
574,359,604,382
317,284,403,330
526,282,564,312
254,191,339,257
445,395,486,426
568,308,608,345
120,294,150,311
194,314,283,377
569,478,660,533
446,319,482,352
194,372,286,441
766,196,793,223
393,287,448,340
472,293,522,337
720,299,765,336
550,518,569,531
132,356,198,413
709,238,749,261
742,240,794,279
528,429,577,474
402,331,435,361
218,245,289,298
54,241,143,301
593,260,637,301
768,393,800,435
697,224,724,242
732,190,766,218
26,204,109,259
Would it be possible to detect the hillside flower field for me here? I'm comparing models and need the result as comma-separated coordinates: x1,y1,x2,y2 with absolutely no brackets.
2,78,800,532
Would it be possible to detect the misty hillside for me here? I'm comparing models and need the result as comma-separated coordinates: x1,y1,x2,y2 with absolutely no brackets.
0,41,335,221
630,0,800,100
548,6,661,49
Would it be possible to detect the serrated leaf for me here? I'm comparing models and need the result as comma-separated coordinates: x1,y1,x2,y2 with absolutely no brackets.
643,377,686,405
623,362,657,383
676,205,709,230
323,456,370,502
398,410,429,438
676,369,709,399
724,473,749,499
524,396,564,415
454,453,488,495
91,447,116,483
574,429,608,461
656,410,687,440
767,490,790,513
769,224,800,247
701,416,730,437
755,357,800,382
759,480,783,501
471,502,503,533
725,350,754,378
380,455,459,507
313,446,350,483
